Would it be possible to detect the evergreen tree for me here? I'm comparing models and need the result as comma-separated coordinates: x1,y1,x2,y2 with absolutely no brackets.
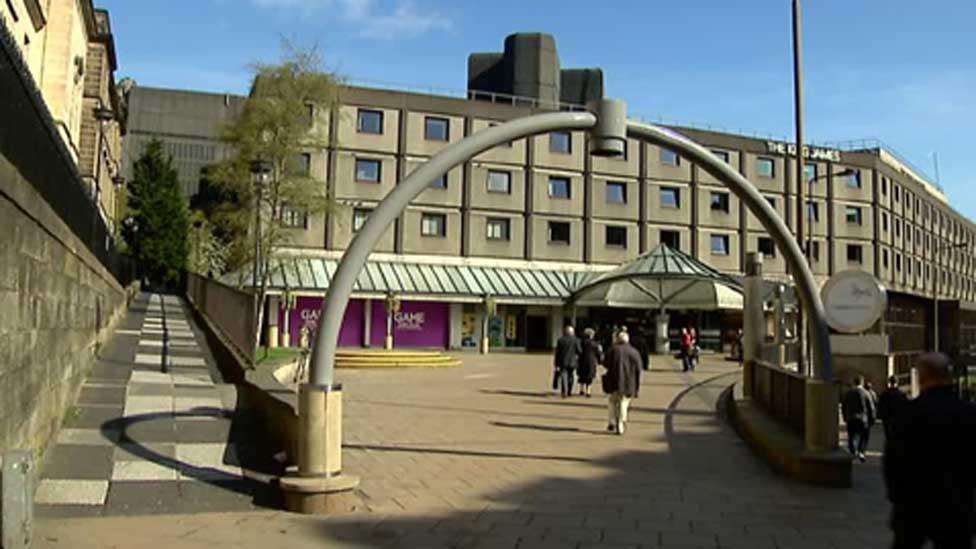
125,140,190,286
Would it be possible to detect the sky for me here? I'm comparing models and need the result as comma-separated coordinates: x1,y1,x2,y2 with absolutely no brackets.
99,0,976,218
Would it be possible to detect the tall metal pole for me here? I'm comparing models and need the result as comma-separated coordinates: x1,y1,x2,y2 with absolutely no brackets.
792,0,808,375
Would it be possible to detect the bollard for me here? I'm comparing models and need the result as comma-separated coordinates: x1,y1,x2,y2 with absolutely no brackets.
3,450,33,549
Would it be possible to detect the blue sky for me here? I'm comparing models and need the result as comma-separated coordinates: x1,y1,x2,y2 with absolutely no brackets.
100,0,976,217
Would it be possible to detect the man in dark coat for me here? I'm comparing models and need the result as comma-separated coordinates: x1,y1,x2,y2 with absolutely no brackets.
603,332,642,435
884,352,976,549
877,375,908,442
553,325,581,398
841,375,876,463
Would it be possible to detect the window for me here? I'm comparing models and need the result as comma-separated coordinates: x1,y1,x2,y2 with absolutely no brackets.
756,157,775,178
429,173,448,189
548,221,570,244
895,219,901,238
660,230,680,251
711,149,730,163
486,170,512,193
660,187,680,209
357,108,383,134
606,181,627,204
845,206,862,225
421,213,446,237
605,226,627,248
881,178,888,195
807,241,821,262
882,212,889,232
883,249,889,269
424,116,449,141
355,158,381,183
758,237,776,258
846,169,862,188
710,191,730,213
847,244,863,264
303,103,315,128
894,186,901,202
660,147,680,166
804,162,818,182
896,253,902,273
807,201,820,223
486,217,510,241
550,131,572,154
292,153,312,176
710,234,730,255
765,196,777,209
280,204,307,229
906,226,912,243
548,176,571,199
352,208,371,232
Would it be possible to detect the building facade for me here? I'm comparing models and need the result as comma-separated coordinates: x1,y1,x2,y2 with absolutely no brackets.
0,0,126,230
122,86,245,198
120,33,973,353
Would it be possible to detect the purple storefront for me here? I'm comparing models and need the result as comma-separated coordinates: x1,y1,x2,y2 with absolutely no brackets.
279,297,449,349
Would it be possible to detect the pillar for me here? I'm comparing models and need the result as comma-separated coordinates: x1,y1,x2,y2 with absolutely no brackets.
267,296,280,349
480,308,490,354
655,312,670,354
385,308,394,350
742,252,765,397
280,299,291,347
363,299,372,348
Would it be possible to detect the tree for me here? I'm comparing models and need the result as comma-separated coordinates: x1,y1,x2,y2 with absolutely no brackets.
125,140,190,287
187,211,230,277
208,43,341,347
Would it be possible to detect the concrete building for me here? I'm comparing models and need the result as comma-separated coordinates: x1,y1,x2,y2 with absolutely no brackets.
0,0,127,230
140,33,974,354
122,86,245,198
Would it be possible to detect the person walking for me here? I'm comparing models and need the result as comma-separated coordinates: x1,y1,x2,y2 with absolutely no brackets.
602,331,642,435
577,328,602,397
632,328,651,371
865,380,880,449
553,325,581,398
877,375,908,442
689,326,699,370
841,375,876,463
884,352,976,549
680,327,693,372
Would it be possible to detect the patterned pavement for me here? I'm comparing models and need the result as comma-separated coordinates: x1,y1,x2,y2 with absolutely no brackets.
35,293,274,517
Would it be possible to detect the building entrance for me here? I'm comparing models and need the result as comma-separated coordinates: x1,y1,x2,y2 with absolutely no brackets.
526,316,549,351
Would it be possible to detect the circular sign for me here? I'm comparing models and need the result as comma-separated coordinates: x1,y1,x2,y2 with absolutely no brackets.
821,270,887,333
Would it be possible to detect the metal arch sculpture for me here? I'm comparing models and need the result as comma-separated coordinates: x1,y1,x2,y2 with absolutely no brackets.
306,101,833,390
624,121,832,380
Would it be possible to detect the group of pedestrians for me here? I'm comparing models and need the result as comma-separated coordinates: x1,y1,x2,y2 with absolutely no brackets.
553,326,643,435
842,353,976,548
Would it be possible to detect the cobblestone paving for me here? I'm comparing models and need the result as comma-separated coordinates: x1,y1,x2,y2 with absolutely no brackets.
37,341,891,548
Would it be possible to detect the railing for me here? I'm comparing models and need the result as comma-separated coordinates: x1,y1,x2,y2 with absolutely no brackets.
185,273,256,362
747,359,807,434
758,340,801,372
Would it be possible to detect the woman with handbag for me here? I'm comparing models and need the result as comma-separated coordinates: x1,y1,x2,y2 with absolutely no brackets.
577,328,602,397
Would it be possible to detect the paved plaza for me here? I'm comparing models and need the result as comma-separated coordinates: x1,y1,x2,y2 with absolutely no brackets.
35,294,891,548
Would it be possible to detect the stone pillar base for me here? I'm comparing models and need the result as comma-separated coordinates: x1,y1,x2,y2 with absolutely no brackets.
384,335,393,350
654,313,669,355
481,336,490,355
280,474,362,514
267,325,280,349
805,379,839,452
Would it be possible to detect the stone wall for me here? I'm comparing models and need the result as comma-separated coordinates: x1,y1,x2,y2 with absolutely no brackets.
0,14,133,462
0,149,132,460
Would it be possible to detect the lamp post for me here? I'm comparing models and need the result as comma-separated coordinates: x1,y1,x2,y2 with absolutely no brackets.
934,240,967,352
792,0,807,374
112,175,125,240
250,160,272,358
90,106,115,250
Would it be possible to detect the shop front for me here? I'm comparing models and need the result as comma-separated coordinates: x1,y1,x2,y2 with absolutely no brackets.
278,296,450,349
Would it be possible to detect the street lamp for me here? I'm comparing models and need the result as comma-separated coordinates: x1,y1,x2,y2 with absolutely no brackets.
90,106,115,249
112,175,125,239
934,240,967,352
249,160,272,292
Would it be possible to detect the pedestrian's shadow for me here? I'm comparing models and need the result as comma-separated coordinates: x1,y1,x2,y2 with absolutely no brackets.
488,421,608,435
